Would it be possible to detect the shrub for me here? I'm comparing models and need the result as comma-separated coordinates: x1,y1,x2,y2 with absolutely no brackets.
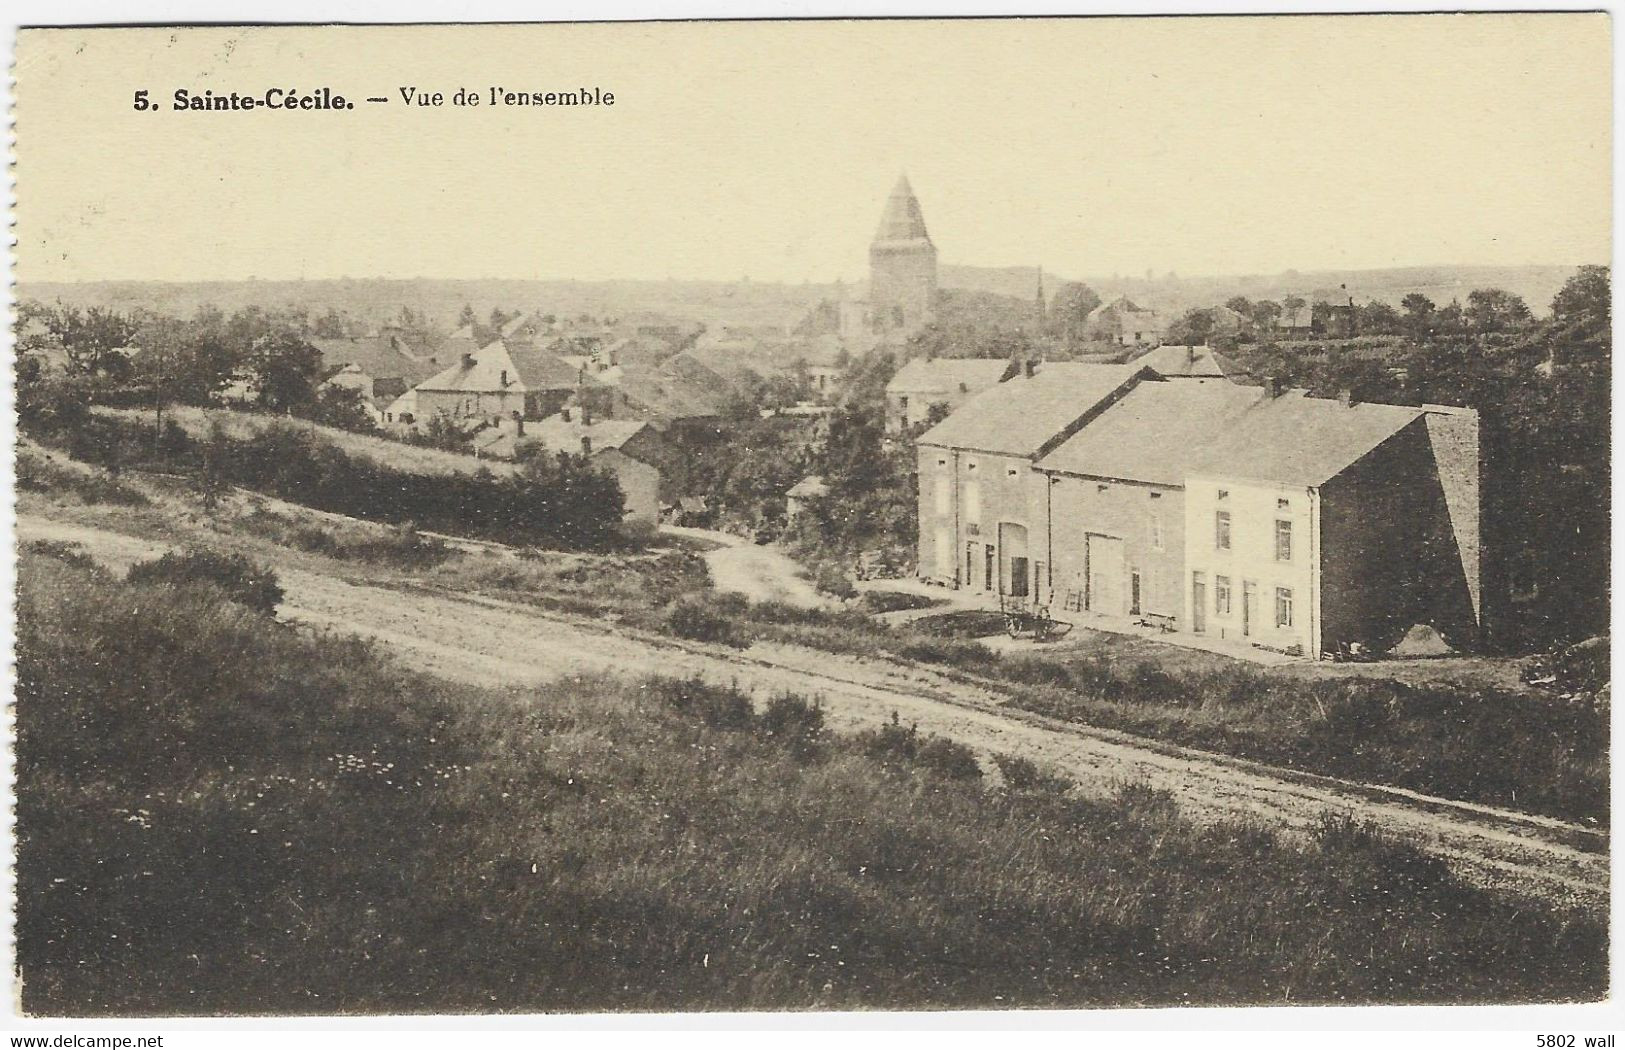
650,675,755,730
665,598,748,648
993,753,1070,794
1113,780,1180,825
860,590,943,614
126,548,284,615
915,737,983,781
812,563,857,600
23,539,101,572
757,692,826,758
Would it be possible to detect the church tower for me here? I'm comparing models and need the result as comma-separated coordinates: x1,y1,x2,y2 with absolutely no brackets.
868,175,938,334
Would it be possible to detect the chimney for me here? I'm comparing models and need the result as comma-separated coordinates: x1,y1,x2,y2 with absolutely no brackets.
462,352,475,367
514,412,525,437
1024,359,1036,378
1263,375,1282,399
582,405,593,426
1186,345,1196,368
562,407,572,423
1338,388,1354,408
580,435,592,455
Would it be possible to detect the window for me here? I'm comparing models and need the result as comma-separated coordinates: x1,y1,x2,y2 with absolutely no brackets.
1217,489,1230,501
1277,498,1291,511
1275,520,1293,562
1215,575,1232,615
1276,587,1294,628
1215,510,1232,550
937,458,947,468
1007,467,1019,478
1148,509,1163,551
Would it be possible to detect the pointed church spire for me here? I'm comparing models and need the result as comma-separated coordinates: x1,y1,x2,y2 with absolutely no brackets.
873,173,933,247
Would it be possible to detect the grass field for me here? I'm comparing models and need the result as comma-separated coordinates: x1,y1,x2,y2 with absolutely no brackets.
14,549,1606,1013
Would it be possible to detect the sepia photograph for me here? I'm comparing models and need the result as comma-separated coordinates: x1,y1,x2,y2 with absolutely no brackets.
5,11,1613,1026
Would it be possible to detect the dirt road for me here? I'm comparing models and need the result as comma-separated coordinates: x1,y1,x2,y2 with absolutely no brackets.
21,514,1607,909
666,525,828,609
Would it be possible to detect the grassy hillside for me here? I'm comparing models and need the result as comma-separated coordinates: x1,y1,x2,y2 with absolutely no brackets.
97,406,517,478
14,548,1606,1013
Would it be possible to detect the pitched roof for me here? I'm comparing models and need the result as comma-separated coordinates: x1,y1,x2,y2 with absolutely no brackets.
886,357,1013,396
786,475,830,499
523,415,652,454
917,363,1149,457
614,368,725,423
872,175,933,248
1134,344,1248,380
1087,296,1157,324
1184,389,1424,487
311,335,441,385
1036,379,1266,486
414,339,577,395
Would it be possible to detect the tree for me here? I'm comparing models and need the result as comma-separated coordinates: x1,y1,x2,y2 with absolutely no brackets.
457,304,478,329
1465,288,1532,333
1045,282,1103,347
1357,300,1401,336
43,306,139,377
250,330,324,414
1168,307,1217,346
1400,293,1437,339
1546,265,1610,370
1251,299,1282,331
1225,295,1254,317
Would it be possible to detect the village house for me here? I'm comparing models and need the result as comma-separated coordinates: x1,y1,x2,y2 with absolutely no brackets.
915,366,1481,659
471,411,664,524
312,334,444,424
1085,296,1167,348
884,356,1017,433
387,338,578,427
1312,291,1359,339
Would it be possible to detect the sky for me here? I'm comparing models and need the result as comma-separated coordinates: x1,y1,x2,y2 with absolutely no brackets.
15,15,1612,285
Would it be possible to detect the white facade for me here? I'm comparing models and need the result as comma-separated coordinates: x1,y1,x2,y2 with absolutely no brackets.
1182,476,1321,657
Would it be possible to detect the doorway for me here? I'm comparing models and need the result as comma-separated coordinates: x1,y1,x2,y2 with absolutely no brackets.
983,545,996,592
1086,534,1125,614
1192,574,1207,633
1130,569,1142,616
1242,581,1257,637
999,522,1031,598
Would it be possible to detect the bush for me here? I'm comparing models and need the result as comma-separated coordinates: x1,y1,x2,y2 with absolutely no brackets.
650,675,755,730
757,692,826,758
860,590,943,614
915,737,983,781
126,548,284,615
812,562,857,600
993,753,1070,794
665,598,749,648
23,539,101,572
1113,781,1180,825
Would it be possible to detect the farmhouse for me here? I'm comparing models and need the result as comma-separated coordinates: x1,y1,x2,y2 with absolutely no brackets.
472,412,663,524
389,338,578,426
1086,296,1167,348
915,367,1480,658
885,357,1017,433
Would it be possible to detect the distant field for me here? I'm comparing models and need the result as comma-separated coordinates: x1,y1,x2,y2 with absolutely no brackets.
96,406,518,478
